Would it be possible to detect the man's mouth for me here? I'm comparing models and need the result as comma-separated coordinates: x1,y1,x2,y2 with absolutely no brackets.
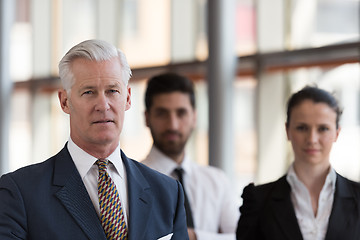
163,131,181,140
92,119,114,124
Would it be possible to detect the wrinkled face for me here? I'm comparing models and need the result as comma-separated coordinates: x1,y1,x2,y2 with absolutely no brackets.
58,57,131,151
286,99,340,167
145,92,196,160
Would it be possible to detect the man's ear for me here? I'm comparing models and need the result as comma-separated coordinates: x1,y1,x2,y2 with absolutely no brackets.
125,86,131,111
145,110,150,127
58,89,70,114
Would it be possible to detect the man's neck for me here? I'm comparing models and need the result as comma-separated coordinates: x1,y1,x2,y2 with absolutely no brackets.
71,137,119,159
162,150,185,165
171,153,185,165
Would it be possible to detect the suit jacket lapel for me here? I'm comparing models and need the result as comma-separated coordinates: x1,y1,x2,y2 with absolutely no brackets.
325,174,359,240
53,146,106,240
271,176,303,240
121,151,153,240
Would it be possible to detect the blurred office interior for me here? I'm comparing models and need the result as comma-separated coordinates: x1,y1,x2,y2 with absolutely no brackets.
1,0,359,199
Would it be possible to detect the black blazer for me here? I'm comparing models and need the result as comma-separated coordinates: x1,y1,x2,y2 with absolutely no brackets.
236,173,360,240
0,145,188,240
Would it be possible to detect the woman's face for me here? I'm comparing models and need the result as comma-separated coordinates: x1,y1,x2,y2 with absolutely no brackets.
286,99,340,167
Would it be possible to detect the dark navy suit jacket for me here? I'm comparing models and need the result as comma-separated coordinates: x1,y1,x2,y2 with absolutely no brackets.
236,174,360,240
0,145,189,240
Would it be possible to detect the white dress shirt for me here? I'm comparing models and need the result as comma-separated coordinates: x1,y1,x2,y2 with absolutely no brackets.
67,138,129,225
142,146,239,240
286,164,336,240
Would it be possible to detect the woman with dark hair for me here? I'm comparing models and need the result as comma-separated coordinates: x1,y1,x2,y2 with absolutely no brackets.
236,86,360,240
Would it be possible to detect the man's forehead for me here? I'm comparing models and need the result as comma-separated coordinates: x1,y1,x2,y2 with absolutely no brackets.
152,92,191,105
71,57,123,80
77,79,123,88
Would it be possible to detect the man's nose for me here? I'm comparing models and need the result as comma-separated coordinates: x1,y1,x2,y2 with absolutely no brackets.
95,93,110,112
168,114,180,130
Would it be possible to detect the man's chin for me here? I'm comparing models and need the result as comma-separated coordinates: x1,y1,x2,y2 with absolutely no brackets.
91,134,119,146
158,145,184,157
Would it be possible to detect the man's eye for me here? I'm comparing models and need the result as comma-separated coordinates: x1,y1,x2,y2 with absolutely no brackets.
155,111,166,117
108,89,119,93
296,125,307,131
82,90,93,95
319,126,329,132
177,110,187,118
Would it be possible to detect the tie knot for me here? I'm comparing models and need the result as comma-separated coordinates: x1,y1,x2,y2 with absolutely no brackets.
96,159,109,172
174,167,184,175
173,168,184,183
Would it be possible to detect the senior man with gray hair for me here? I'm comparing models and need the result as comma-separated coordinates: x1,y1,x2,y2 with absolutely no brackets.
0,39,188,240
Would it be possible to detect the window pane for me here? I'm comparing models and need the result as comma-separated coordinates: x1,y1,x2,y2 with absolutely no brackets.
10,90,31,171
234,77,257,195
119,0,171,67
236,0,257,55
11,0,31,81
61,0,96,54
290,0,360,49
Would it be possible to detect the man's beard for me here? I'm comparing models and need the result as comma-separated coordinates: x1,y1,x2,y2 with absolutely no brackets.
152,130,189,158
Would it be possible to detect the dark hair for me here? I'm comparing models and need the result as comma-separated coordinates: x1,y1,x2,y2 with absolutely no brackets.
286,86,343,129
145,72,195,110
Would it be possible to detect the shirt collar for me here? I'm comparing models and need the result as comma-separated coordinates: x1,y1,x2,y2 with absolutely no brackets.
147,145,192,176
67,138,124,179
286,163,337,191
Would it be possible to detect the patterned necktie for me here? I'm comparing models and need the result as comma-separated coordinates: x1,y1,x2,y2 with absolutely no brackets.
174,168,195,228
96,159,128,240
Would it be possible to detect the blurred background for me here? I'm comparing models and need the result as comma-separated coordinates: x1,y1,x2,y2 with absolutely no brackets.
1,0,359,200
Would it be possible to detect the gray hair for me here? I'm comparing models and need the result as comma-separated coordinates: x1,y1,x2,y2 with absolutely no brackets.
58,39,132,91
